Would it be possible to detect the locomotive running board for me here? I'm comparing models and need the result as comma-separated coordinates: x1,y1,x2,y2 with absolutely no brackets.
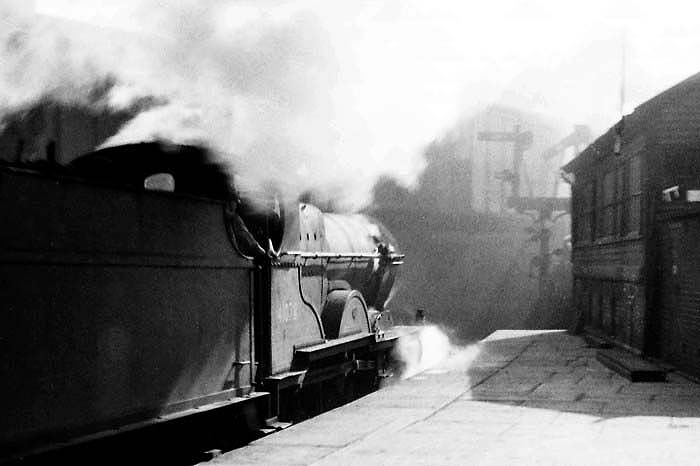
266,332,405,388
293,326,419,363
268,328,419,388
264,334,378,389
295,333,377,362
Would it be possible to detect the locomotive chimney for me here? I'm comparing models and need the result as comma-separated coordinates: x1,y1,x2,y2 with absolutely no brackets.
415,309,426,325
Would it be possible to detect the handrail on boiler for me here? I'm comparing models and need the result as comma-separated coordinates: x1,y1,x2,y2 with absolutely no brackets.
280,251,404,263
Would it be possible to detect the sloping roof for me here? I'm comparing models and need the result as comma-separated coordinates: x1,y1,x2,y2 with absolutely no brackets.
563,71,700,173
637,71,700,114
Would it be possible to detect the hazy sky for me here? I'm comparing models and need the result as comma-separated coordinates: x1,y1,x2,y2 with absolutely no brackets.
26,0,700,205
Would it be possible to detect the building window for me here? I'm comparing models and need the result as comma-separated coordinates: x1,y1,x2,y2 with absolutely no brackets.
588,158,640,241
574,180,594,243
596,175,605,238
584,181,595,242
602,170,616,237
620,162,630,235
628,156,642,234
616,166,626,234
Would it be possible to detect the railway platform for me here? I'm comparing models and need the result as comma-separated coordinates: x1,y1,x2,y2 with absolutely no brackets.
205,329,700,465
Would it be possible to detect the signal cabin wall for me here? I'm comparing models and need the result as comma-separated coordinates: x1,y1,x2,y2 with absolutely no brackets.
565,71,700,379
568,126,647,353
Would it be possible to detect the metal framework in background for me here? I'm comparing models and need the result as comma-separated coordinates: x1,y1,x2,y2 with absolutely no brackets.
477,124,591,300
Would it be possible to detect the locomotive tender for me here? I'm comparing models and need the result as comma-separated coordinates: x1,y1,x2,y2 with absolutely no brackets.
0,142,408,460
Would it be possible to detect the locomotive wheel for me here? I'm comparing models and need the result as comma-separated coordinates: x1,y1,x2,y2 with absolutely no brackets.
320,290,371,339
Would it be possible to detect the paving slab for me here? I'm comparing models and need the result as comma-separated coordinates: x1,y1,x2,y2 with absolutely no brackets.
207,329,700,466
209,444,335,465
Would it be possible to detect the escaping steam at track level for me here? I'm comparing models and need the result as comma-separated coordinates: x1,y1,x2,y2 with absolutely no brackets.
394,325,480,379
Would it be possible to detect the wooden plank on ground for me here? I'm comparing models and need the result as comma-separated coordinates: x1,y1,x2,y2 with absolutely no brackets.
597,348,667,382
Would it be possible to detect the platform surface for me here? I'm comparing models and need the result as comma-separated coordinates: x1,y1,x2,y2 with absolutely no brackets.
207,329,700,466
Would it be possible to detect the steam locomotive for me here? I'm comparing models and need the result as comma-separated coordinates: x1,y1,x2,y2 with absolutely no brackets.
0,142,410,460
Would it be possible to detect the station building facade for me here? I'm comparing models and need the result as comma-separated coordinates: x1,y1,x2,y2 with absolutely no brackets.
564,72,700,378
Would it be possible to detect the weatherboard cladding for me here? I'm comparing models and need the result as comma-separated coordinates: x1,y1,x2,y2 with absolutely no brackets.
566,72,700,361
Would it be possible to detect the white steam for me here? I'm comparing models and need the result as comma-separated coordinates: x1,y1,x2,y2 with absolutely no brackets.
0,4,111,111
0,1,363,207
394,325,480,379
6,1,700,208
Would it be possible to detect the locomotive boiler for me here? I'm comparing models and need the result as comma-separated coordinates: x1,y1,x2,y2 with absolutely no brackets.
0,142,408,461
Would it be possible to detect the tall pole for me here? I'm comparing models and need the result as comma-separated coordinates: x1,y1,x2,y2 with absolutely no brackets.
537,204,553,300
512,124,522,200
620,31,627,117
484,148,492,212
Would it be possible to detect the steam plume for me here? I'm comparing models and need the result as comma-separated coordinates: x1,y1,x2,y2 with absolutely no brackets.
0,1,365,208
6,1,700,209
394,325,480,379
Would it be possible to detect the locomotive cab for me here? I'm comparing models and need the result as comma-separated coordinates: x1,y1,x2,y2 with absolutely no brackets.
68,142,233,200
68,142,289,261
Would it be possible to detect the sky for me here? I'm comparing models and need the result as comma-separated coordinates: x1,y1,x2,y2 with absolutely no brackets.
10,0,700,207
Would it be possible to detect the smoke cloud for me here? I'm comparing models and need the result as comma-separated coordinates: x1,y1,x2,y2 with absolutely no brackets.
0,1,362,207
4,1,700,208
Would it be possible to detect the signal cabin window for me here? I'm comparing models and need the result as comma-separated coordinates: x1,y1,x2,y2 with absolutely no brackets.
615,166,625,234
575,181,594,243
627,156,642,234
591,160,638,242
619,164,629,235
602,170,616,238
595,174,605,238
